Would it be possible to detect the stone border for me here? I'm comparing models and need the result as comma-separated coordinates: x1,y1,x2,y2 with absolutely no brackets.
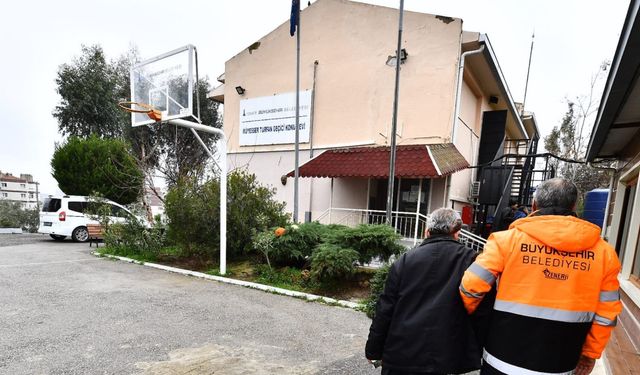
93,252,361,310
0,228,23,234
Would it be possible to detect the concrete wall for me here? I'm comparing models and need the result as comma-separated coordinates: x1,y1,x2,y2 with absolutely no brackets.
222,0,462,154
228,150,368,220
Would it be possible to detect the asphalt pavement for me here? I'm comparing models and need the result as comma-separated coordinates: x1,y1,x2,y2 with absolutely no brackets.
0,235,375,374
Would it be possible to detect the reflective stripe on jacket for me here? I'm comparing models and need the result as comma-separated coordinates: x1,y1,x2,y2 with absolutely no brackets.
460,215,622,374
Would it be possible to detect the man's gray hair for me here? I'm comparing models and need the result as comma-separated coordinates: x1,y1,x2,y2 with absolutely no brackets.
427,208,462,235
534,178,578,210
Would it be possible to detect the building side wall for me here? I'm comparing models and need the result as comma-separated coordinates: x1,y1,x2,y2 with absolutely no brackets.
0,180,39,209
604,133,640,328
223,0,462,154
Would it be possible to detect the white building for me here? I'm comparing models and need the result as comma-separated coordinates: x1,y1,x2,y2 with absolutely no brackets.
0,172,40,209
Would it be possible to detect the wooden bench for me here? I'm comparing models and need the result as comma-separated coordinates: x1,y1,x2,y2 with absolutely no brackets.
87,224,104,248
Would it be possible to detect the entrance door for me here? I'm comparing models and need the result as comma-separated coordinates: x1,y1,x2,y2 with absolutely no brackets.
368,178,429,214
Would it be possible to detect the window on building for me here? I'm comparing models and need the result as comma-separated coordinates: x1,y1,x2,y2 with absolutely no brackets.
1,182,6,187
21,193,26,198
1,193,7,197
29,193,34,198
631,231,640,286
20,183,25,188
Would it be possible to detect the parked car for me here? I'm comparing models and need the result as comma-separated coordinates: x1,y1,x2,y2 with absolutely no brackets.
38,195,141,242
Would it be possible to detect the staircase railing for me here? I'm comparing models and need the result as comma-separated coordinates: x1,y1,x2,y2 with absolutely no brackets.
315,207,487,251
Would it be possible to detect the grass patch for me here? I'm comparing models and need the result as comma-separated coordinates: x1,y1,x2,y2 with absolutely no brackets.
99,245,158,263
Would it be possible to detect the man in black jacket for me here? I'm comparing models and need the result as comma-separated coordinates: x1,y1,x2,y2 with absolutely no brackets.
365,208,490,374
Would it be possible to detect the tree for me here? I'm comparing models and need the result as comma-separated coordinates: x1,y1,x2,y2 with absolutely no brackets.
164,169,289,259
53,45,222,194
51,135,143,205
53,45,126,139
0,200,39,232
544,62,613,209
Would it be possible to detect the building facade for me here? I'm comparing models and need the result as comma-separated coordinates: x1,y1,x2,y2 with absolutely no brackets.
0,172,39,209
586,0,640,372
210,0,538,237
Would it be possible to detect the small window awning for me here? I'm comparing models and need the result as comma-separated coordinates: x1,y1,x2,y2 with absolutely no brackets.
287,143,469,179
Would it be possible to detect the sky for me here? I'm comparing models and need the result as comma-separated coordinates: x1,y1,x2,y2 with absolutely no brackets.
0,0,630,195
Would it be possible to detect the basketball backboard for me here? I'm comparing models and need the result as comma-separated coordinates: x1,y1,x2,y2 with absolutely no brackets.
130,45,196,126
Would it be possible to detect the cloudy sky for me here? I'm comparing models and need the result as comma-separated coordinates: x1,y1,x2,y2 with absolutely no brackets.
0,0,630,195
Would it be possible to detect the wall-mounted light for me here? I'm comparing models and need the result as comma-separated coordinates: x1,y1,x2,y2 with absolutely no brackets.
235,86,246,95
489,95,499,104
386,48,408,67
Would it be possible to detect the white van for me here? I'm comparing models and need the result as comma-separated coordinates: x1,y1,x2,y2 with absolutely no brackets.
38,195,138,242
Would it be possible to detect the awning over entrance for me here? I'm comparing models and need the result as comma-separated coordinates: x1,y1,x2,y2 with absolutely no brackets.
287,143,469,178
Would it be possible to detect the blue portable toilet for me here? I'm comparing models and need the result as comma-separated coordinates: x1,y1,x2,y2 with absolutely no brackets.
582,189,609,228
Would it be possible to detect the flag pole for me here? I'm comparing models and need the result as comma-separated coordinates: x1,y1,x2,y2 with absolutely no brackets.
385,0,404,225
293,1,301,223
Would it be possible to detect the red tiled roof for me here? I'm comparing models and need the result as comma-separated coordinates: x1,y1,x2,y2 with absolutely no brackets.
287,144,468,179
0,173,27,183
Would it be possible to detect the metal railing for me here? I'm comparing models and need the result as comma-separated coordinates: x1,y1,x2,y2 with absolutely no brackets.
458,229,486,252
316,208,428,245
316,207,487,251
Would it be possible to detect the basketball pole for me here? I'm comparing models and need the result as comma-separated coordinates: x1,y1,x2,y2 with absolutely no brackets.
167,118,227,276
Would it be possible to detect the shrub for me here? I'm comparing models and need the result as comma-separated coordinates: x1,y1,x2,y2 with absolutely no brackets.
164,169,289,259
270,222,336,266
361,263,391,319
0,200,39,232
331,224,404,264
310,243,359,282
104,218,165,259
252,231,276,268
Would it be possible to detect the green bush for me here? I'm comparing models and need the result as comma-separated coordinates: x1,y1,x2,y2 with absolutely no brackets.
164,169,289,259
51,135,143,205
331,224,404,264
310,243,359,282
270,222,339,266
104,218,165,259
252,231,276,268
0,200,39,232
361,263,391,319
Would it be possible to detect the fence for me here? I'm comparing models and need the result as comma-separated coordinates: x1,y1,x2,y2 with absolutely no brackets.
316,207,486,251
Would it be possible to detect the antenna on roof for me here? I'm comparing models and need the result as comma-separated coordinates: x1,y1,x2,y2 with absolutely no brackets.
522,31,535,116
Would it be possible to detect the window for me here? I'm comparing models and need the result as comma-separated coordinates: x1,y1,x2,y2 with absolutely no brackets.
1,182,6,187
20,183,25,188
68,201,88,213
21,193,26,198
110,205,131,218
42,198,61,212
29,193,34,198
1,193,7,198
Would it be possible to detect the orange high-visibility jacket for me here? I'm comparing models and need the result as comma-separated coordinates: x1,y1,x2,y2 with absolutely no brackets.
460,215,621,374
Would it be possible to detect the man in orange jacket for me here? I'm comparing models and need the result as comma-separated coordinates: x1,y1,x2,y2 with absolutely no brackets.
460,178,621,375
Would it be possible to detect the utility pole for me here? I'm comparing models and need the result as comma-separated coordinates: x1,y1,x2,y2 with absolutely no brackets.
385,0,404,225
522,32,535,115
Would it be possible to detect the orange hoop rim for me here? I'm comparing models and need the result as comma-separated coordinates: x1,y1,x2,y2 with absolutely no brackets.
118,101,163,122
118,101,156,114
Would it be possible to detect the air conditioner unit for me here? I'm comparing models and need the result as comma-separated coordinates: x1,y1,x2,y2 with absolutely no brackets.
470,181,481,197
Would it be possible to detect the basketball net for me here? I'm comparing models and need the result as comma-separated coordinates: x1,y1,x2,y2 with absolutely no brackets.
118,101,162,122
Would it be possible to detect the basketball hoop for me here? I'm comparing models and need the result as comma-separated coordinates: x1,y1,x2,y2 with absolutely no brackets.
118,101,162,122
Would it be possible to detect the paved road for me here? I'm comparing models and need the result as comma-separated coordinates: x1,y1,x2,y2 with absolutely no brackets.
0,238,375,374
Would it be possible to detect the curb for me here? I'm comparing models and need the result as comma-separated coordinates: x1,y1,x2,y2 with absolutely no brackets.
93,252,361,310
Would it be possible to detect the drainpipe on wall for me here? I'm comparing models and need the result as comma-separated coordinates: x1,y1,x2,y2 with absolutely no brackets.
446,43,485,208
